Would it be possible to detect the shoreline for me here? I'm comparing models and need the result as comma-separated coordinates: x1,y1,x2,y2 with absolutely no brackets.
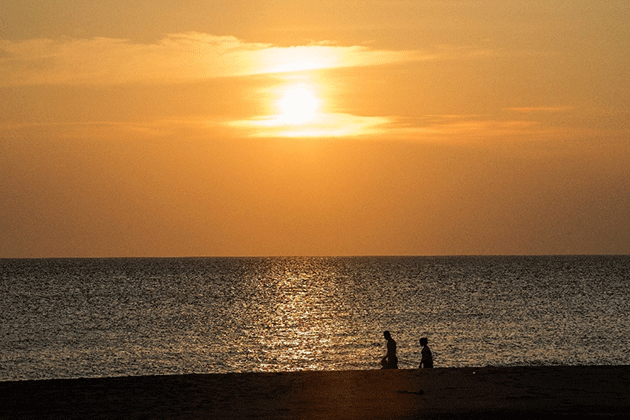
2,366,629,419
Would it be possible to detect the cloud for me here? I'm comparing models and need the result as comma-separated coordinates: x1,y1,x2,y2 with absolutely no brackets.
227,110,568,141
0,33,428,86
229,112,393,138
0,120,179,140
384,115,582,142
505,106,575,113
1,112,611,143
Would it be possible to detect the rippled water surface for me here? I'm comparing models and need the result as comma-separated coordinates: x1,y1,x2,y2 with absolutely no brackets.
1,256,628,381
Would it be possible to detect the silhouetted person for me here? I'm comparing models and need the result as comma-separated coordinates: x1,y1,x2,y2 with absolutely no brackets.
380,331,398,369
419,337,433,368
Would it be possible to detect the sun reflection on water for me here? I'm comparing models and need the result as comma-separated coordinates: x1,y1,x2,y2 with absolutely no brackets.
251,260,353,371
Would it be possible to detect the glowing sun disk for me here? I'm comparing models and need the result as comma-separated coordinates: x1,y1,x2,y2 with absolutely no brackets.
279,85,318,124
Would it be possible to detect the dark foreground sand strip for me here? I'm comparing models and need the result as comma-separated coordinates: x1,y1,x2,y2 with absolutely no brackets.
2,366,629,419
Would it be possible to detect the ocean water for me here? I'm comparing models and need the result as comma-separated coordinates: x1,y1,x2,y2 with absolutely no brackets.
1,256,628,381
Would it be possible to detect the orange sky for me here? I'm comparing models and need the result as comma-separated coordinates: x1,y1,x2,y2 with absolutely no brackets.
1,1,629,257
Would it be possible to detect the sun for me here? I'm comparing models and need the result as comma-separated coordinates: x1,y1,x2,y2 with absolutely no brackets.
278,84,318,124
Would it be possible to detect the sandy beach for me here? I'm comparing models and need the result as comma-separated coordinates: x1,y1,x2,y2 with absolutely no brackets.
1,366,629,419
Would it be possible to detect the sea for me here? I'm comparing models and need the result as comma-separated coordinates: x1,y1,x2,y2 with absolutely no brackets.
1,256,628,381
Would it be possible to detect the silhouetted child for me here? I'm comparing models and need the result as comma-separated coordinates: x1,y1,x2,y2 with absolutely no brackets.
419,337,433,368
380,331,398,369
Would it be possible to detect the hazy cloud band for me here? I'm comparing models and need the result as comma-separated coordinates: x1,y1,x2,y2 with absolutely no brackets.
0,33,428,86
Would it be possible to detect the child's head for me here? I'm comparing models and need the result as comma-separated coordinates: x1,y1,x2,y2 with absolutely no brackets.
420,337,428,346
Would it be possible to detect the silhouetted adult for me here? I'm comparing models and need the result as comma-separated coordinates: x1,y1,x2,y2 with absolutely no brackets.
380,331,398,369
419,337,433,368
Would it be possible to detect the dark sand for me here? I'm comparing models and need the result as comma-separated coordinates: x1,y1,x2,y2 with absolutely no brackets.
2,366,629,419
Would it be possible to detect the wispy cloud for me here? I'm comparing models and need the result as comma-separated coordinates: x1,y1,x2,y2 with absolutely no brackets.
0,33,430,86
384,114,595,142
1,112,611,142
229,112,393,138
505,106,575,113
389,117,540,141
227,109,584,140
0,120,179,140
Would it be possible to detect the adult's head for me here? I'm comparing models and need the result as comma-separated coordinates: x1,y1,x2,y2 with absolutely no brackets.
384,331,391,340
420,337,428,346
